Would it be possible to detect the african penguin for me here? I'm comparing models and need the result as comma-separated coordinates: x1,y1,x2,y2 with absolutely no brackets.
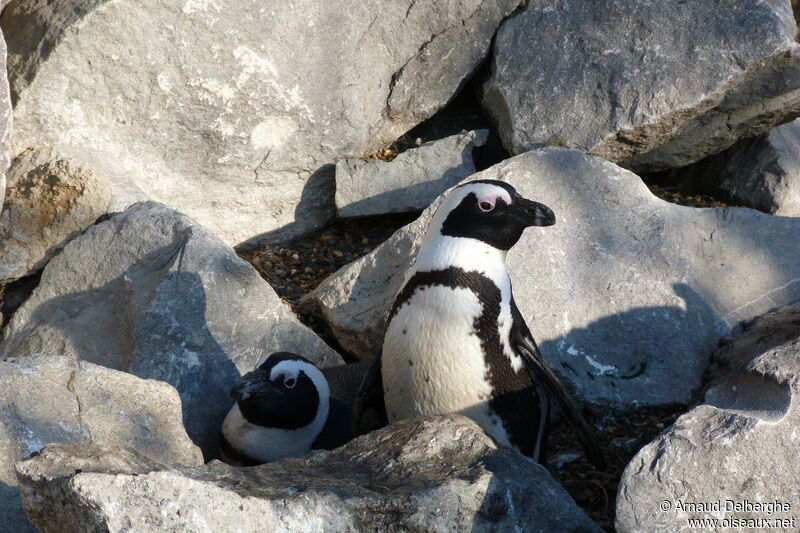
220,352,367,466
354,179,605,469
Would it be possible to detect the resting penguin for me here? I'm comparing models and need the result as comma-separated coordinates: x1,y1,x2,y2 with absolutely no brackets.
353,179,605,470
220,352,367,465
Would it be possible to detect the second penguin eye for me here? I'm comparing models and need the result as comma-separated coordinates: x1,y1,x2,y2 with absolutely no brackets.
284,377,297,388
479,201,494,212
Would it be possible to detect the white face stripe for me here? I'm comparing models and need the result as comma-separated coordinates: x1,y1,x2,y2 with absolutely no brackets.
267,360,330,400
422,182,515,249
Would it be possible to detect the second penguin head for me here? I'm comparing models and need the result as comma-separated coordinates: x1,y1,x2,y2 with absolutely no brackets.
221,352,330,465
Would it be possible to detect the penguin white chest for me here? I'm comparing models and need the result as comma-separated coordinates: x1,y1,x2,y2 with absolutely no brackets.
383,285,507,444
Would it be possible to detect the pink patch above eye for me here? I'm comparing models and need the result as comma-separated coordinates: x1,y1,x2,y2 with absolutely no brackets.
270,369,295,382
478,191,512,208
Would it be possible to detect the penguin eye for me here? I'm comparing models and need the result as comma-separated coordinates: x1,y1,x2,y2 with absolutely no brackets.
479,200,494,212
284,377,297,388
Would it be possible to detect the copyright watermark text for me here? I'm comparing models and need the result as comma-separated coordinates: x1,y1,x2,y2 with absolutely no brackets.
660,499,796,529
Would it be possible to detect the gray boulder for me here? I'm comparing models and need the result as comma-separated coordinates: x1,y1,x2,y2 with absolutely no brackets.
305,148,800,408
480,0,800,172
336,129,489,217
668,119,800,217
0,147,112,284
709,300,800,381
16,415,601,533
0,28,10,210
616,337,800,533
2,0,518,246
0,355,202,533
0,201,342,457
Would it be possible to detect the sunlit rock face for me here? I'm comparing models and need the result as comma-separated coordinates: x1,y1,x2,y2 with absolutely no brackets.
617,337,800,533
480,0,800,173
2,0,518,246
16,416,602,533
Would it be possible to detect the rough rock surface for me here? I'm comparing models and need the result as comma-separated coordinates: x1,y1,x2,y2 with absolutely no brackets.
336,129,489,217
0,201,342,457
709,300,800,381
16,415,601,533
306,148,800,408
0,355,202,533
0,27,10,210
480,0,800,172
2,0,519,246
616,337,800,533
0,147,112,284
667,119,800,217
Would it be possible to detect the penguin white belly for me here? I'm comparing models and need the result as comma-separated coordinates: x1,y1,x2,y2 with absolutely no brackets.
383,285,511,447
221,404,318,464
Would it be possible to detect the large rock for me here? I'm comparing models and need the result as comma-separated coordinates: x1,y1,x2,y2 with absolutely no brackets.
666,119,800,217
480,0,800,173
305,148,800,408
710,300,800,381
16,415,601,533
0,147,112,284
0,355,202,533
0,201,342,457
0,28,10,211
616,337,800,533
2,0,519,246
335,129,489,217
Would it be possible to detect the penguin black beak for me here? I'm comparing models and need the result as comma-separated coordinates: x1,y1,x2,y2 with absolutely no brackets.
230,371,277,401
512,197,556,227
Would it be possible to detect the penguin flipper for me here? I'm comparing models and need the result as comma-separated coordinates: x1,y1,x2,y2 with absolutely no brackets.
510,322,606,471
351,350,388,437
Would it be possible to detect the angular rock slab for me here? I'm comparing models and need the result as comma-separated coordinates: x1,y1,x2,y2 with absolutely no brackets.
2,0,518,246
16,415,601,533
335,129,489,217
616,337,800,533
0,28,10,210
480,0,800,172
306,148,800,408
0,355,202,533
0,147,112,284
709,300,800,382
0,201,342,457
668,119,800,217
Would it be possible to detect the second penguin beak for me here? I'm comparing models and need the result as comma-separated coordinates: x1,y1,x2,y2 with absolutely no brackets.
230,371,279,401
511,197,556,227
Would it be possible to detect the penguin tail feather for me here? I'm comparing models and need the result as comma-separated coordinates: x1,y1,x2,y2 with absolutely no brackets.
515,339,607,471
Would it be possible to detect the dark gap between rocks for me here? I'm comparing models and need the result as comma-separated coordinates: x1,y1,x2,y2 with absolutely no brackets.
237,212,420,362
365,80,509,171
642,167,746,209
0,271,42,332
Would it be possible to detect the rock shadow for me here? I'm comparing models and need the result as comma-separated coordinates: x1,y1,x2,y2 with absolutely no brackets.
537,283,723,408
235,164,336,252
0,480,38,533
472,450,600,532
338,147,475,217
1,239,240,460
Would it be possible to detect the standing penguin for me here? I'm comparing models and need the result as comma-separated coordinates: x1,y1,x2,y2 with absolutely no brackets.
354,179,604,469
221,352,367,465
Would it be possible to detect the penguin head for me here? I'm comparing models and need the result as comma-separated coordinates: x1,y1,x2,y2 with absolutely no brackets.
433,180,555,251
230,352,330,431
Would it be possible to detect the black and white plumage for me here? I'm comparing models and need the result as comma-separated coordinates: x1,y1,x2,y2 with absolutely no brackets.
354,180,604,469
220,352,366,466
